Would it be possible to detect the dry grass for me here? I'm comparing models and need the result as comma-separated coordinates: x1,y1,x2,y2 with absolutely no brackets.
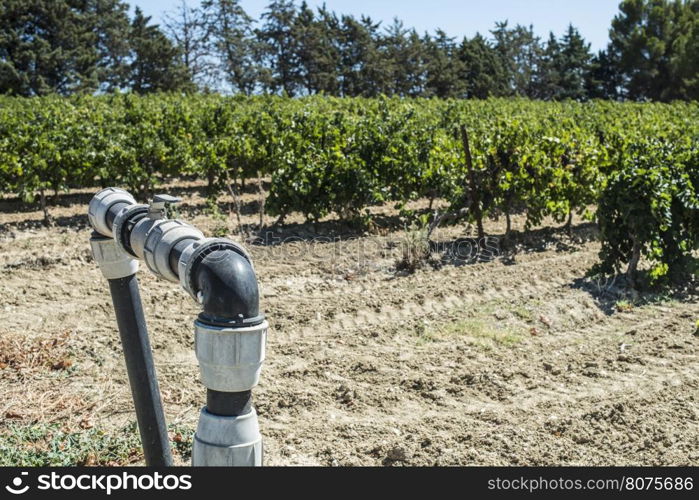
0,330,72,372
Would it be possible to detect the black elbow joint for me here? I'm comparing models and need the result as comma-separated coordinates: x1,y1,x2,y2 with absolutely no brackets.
180,239,264,327
195,249,261,325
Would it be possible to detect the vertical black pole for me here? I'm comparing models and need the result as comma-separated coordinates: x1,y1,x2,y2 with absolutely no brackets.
107,274,173,466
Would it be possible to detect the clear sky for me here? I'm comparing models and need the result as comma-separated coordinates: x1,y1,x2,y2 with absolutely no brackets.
131,0,621,51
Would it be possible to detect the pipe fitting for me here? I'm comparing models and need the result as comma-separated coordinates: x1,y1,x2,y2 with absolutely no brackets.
89,187,269,467
129,217,161,260
112,204,149,257
178,238,254,300
194,320,267,392
88,187,136,237
143,220,203,282
90,233,139,279
192,408,262,466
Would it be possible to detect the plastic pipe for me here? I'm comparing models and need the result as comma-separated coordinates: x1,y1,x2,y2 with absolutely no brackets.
107,270,173,466
89,188,268,466
88,189,173,466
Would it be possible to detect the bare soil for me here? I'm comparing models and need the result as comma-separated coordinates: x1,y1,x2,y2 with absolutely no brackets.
0,182,697,466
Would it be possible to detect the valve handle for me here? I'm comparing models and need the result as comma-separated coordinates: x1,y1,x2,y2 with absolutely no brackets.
149,194,182,220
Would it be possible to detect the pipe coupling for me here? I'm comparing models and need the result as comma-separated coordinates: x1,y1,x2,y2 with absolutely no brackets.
192,408,262,466
88,187,136,237
194,320,267,392
143,220,203,282
112,204,149,257
90,234,139,279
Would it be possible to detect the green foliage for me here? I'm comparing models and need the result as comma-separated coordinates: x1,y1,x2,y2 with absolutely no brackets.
3,0,699,102
0,94,697,285
0,421,195,466
609,0,699,101
596,139,699,284
128,7,193,93
0,422,141,466
0,1,191,97
0,0,108,96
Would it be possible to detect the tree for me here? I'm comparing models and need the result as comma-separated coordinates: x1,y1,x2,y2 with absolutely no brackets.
82,0,132,92
536,25,592,100
336,14,387,96
164,0,214,89
667,0,699,100
491,21,543,97
202,0,258,94
424,29,464,98
609,0,675,100
294,2,340,95
457,34,508,98
383,19,427,96
534,32,563,99
127,7,192,93
585,49,623,99
557,25,592,100
257,0,302,95
0,0,117,96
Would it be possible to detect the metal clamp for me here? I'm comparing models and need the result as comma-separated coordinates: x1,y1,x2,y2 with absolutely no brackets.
87,187,136,237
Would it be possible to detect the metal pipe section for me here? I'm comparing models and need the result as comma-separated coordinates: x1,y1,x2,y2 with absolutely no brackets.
88,187,267,467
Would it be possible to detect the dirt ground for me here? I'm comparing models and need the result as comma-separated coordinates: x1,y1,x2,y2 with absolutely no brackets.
0,182,697,466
